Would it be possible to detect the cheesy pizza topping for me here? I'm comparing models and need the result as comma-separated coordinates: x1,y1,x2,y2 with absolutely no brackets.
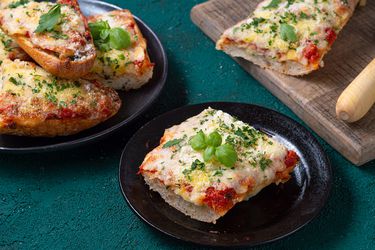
222,0,354,67
0,28,30,63
140,108,299,213
0,1,94,61
0,59,116,121
88,11,151,79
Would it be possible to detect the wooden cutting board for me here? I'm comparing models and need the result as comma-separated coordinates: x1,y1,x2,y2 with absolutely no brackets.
190,0,375,166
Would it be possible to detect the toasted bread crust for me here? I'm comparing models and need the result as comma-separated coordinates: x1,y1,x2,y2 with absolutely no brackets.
15,35,96,79
217,40,315,76
0,117,109,137
143,175,221,223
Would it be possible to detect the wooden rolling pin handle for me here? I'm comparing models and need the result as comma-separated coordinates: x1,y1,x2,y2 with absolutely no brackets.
336,58,375,123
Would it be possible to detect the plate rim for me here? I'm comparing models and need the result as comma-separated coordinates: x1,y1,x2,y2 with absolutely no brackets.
119,101,332,247
0,0,168,153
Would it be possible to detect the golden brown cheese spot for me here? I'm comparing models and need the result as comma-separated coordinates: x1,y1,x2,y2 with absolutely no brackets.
0,59,118,123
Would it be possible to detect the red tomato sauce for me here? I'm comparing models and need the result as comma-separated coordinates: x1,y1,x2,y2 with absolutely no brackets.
303,43,320,64
203,187,237,213
284,150,299,168
325,28,337,46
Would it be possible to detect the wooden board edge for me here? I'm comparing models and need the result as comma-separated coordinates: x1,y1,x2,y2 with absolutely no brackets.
190,1,375,166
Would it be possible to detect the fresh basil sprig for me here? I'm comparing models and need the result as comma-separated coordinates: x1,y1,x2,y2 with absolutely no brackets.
88,20,131,52
35,4,62,33
189,130,238,168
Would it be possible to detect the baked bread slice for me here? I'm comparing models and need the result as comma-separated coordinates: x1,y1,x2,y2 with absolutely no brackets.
216,0,359,75
85,10,154,90
0,58,121,137
0,0,96,79
139,108,299,223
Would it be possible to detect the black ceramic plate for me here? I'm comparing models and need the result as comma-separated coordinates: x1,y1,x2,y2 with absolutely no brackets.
0,0,167,152
119,102,332,247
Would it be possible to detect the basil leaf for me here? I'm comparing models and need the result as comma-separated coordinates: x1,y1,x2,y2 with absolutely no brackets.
189,130,207,150
100,29,110,40
215,144,238,168
206,131,222,147
203,146,216,162
280,23,298,43
35,4,62,33
264,0,281,9
88,20,110,40
109,27,131,50
163,138,183,148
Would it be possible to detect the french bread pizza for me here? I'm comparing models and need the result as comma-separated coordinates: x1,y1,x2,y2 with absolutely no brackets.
0,27,121,137
216,0,360,75
85,10,154,90
0,0,96,79
0,26,31,62
139,108,299,223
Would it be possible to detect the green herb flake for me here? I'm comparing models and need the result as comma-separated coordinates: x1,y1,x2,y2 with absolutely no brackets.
263,0,281,9
259,156,273,171
8,0,29,9
163,138,183,149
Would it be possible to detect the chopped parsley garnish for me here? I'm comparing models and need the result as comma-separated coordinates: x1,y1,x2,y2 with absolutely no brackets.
259,156,273,171
8,0,29,9
241,17,266,30
9,77,24,86
50,31,68,40
263,0,281,9
213,170,223,177
163,138,183,148
35,4,62,33
182,159,206,181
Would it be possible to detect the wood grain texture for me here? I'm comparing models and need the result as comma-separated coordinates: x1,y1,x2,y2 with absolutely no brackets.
191,0,375,166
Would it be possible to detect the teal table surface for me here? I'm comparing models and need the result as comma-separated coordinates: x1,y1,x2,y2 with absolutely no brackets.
1,0,375,249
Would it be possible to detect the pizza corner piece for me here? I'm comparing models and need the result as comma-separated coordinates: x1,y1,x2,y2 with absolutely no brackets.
138,108,300,224
216,0,359,76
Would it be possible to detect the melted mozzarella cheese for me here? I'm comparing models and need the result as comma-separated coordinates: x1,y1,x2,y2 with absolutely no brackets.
141,108,292,206
0,1,93,59
0,59,99,117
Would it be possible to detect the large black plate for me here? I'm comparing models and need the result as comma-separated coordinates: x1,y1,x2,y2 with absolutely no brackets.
119,102,332,247
0,0,167,152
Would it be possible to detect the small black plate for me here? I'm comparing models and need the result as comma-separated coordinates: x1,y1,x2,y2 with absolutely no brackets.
119,102,332,247
0,0,167,152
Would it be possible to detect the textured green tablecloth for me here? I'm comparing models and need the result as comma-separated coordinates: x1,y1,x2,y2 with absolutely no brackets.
1,0,375,249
